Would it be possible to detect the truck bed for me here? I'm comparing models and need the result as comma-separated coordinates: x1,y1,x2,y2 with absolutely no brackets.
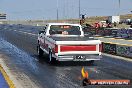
49,36,98,41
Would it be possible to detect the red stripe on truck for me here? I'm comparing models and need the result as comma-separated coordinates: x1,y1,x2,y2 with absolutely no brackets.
60,45,96,52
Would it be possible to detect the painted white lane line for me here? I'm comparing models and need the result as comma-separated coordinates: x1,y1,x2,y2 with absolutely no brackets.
7,29,37,36
13,30,37,36
95,36,132,42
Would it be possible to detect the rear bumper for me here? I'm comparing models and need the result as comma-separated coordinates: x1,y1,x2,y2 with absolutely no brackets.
54,54,102,61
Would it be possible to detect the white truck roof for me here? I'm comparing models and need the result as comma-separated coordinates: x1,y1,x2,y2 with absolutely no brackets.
47,23,81,26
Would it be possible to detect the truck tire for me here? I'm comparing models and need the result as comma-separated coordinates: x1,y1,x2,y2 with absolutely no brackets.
37,45,43,57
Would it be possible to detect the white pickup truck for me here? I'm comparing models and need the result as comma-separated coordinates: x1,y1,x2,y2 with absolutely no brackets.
37,23,102,63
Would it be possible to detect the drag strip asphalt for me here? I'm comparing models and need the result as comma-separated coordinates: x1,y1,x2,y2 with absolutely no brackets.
0,24,132,88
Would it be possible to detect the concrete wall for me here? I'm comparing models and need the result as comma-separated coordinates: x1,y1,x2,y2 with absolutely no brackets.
103,42,132,58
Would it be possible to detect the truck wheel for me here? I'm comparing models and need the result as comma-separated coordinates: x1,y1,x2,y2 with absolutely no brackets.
37,45,43,57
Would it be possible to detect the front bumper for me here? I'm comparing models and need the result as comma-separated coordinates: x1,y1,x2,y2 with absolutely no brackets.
55,54,102,61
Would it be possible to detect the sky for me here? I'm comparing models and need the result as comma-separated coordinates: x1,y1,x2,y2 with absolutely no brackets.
0,0,132,20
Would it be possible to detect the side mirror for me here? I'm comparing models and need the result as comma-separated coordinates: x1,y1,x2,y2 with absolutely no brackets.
43,26,46,30
39,31,45,34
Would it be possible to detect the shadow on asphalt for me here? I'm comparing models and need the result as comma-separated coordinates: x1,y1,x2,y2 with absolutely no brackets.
51,61,96,67
35,55,97,67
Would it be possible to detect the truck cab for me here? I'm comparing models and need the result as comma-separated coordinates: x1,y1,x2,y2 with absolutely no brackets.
37,23,102,63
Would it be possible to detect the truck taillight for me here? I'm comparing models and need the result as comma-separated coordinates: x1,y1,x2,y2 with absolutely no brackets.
54,45,58,53
99,44,102,52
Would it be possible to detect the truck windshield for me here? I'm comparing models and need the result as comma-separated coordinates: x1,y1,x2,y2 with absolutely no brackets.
49,25,81,35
